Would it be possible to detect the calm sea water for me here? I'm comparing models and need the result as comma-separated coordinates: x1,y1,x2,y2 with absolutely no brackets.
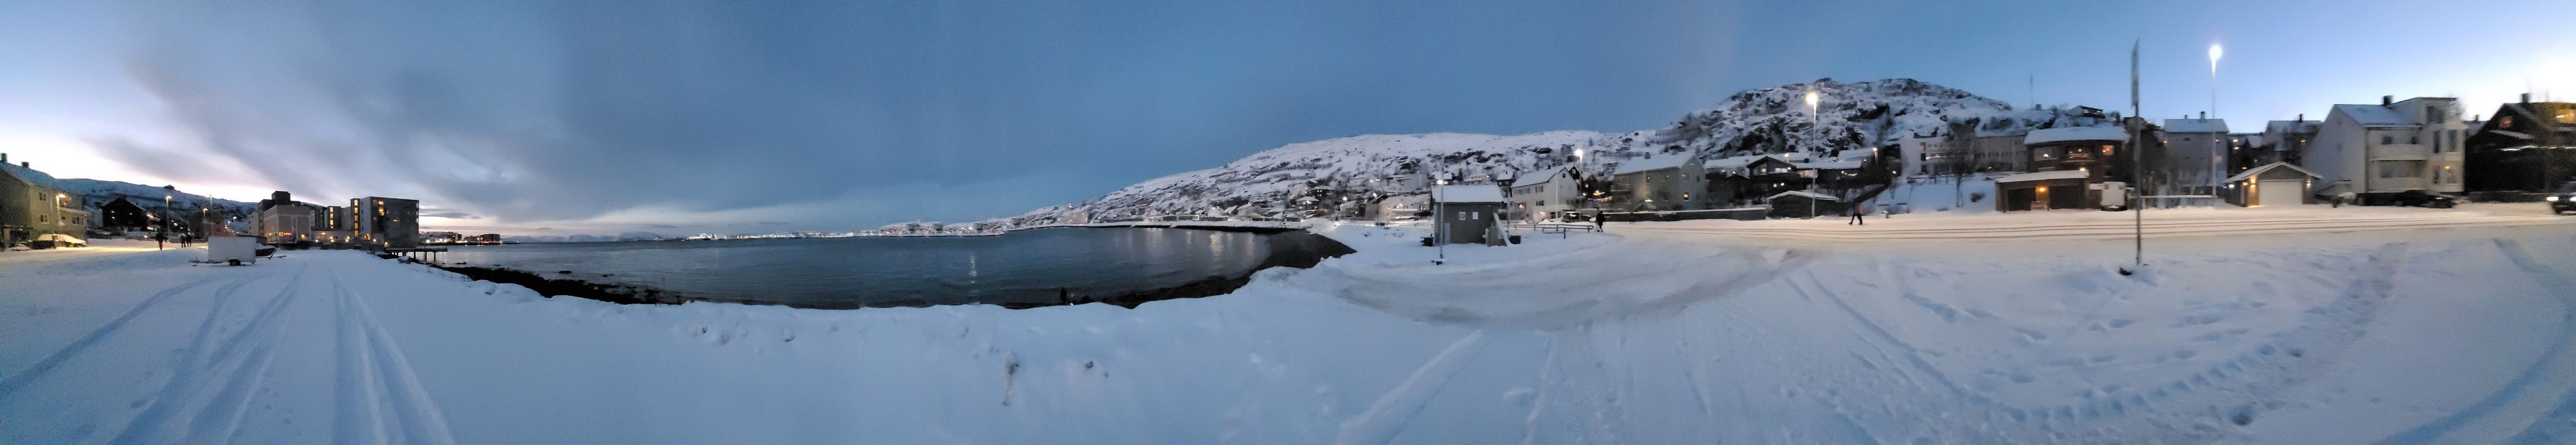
440,228,1349,308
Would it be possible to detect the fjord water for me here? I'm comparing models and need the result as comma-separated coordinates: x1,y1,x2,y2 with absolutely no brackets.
440,228,1350,308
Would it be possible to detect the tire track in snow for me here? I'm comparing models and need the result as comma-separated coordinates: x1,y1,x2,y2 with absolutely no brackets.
1780,244,2417,442
2382,238,2576,444
110,265,302,444
0,277,238,398
1338,330,1487,445
328,272,458,445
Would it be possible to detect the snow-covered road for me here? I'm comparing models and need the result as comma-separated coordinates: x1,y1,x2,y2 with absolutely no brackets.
3,216,2574,443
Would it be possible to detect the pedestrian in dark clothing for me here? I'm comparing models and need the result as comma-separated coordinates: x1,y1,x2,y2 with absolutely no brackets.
151,232,166,250
1848,207,1865,225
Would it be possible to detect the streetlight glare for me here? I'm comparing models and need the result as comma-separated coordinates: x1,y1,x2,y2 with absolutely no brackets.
2208,44,2223,73
1804,90,1819,109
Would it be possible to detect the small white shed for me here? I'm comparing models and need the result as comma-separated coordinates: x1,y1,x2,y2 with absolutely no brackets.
205,236,259,265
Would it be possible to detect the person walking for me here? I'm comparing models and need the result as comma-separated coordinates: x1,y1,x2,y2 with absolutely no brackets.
1847,205,1865,225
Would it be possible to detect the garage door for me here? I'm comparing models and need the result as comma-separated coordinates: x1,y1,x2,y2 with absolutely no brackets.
2256,180,2303,207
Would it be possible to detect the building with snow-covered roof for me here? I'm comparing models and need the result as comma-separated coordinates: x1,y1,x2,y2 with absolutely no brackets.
2158,116,2232,198
2263,116,2322,166
1996,125,2135,212
0,153,90,245
1429,185,1506,246
1609,153,1706,212
2220,162,2321,207
2304,97,2469,203
1505,166,1580,222
2464,95,2576,196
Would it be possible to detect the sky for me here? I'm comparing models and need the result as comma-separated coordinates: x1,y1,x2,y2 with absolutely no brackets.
1,1,2570,236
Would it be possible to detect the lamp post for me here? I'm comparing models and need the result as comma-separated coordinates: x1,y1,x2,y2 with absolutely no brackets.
2208,44,2222,118
1806,90,1822,129
1433,179,1446,264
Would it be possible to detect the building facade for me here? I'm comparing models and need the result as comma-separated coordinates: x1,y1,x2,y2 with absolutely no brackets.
354,196,422,248
2158,118,2230,196
1429,185,1506,245
1609,153,1706,211
0,155,90,245
2464,97,2576,196
1505,166,1580,222
2304,97,2469,202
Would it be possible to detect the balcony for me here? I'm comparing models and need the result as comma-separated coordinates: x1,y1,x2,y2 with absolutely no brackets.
2367,144,2429,160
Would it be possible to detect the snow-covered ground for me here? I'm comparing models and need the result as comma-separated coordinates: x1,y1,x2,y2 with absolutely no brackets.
3,210,2573,443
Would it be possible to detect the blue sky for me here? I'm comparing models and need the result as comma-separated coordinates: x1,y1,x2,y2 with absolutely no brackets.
1,1,2568,235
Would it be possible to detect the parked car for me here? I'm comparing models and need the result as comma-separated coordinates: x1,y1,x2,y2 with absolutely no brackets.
2390,190,2456,209
2549,181,2576,215
34,233,86,249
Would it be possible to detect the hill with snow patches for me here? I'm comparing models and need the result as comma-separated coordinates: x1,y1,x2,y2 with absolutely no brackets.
999,78,2109,226
56,179,261,225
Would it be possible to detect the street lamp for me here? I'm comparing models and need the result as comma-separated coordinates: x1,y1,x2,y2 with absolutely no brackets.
2207,44,2223,117
1805,90,1821,127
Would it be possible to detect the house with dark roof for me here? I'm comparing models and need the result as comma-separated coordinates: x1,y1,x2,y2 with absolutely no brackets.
2464,94,2576,197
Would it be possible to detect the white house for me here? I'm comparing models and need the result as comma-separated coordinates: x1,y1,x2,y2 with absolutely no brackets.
1505,166,1580,222
2304,97,2469,201
2159,117,2230,196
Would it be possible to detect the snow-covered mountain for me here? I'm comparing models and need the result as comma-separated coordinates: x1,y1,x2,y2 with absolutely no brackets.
57,178,261,223
996,78,2110,226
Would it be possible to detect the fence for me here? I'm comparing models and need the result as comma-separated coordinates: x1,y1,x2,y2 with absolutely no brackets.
1598,207,1771,222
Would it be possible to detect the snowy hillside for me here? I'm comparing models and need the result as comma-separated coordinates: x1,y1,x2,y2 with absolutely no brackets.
55,179,261,225
1004,79,2110,225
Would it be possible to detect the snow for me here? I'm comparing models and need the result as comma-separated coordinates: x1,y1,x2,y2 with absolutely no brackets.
2025,125,2131,144
1610,153,1693,175
1507,166,1566,186
1994,170,2093,183
2333,104,2417,128
1795,160,1866,170
2224,162,2321,183
2163,118,2230,134
991,79,2109,227
5,209,2575,443
1767,190,1841,201
1431,185,1505,203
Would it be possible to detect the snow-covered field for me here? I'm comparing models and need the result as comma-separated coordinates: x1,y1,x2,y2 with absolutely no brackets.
3,210,2574,443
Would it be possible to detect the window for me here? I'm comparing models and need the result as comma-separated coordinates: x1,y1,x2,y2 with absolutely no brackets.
2431,109,2445,123
2382,136,2394,145
2377,160,2425,179
2410,136,2419,145
2559,108,2575,124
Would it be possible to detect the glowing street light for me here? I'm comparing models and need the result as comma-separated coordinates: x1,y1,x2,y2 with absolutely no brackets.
2208,43,2223,116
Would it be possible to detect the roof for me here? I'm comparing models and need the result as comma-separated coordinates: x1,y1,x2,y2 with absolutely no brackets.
1702,154,1765,170
2265,120,2321,134
1796,160,1865,170
1510,166,1568,186
2332,104,2417,128
0,160,59,190
1431,185,1507,203
1765,190,1840,201
2024,126,2129,144
1993,170,2092,183
2162,118,2230,134
2224,162,2323,183
1613,154,1695,175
